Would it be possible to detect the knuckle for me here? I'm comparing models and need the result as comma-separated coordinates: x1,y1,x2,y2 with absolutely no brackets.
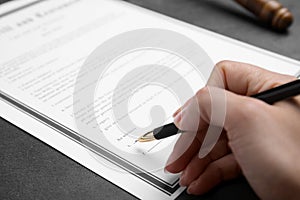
270,76,297,88
215,60,234,70
195,86,210,100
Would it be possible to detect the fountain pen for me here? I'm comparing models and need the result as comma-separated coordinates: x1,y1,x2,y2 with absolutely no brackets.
137,79,300,142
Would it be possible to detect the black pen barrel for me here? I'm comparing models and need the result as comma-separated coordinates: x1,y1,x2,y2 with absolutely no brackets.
251,79,300,104
153,123,180,140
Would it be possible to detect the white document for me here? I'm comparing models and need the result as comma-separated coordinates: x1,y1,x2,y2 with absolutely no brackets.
0,0,300,199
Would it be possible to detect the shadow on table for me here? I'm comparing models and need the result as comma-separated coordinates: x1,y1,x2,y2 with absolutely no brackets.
176,177,259,200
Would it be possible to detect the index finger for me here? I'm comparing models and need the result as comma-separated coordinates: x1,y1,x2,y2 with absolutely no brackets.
208,61,296,96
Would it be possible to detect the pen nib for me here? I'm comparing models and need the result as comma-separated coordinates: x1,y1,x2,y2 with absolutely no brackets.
137,131,155,142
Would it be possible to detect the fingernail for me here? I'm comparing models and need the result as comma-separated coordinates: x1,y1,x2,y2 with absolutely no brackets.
175,97,200,131
173,108,181,118
174,112,182,127
187,187,192,195
164,168,170,174
179,174,187,186
187,182,196,194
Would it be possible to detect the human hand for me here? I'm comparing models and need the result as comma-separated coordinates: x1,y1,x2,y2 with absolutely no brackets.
165,61,300,200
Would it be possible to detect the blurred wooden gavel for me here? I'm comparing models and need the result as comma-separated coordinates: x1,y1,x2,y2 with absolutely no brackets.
234,0,293,31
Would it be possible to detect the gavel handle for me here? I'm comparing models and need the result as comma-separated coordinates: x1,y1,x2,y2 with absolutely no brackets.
234,0,293,31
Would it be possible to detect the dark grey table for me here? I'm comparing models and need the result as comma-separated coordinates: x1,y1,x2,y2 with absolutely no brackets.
1,0,299,199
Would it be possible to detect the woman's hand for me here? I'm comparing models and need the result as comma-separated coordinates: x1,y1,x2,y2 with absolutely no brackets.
165,61,300,200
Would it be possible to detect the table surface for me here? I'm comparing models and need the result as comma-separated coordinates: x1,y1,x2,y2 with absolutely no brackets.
1,0,299,199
